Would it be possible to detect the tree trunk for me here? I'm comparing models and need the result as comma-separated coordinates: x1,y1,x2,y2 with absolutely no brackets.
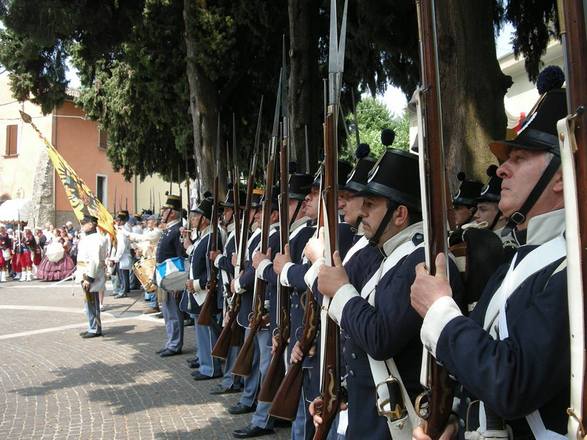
436,0,512,189
184,0,219,198
288,0,321,174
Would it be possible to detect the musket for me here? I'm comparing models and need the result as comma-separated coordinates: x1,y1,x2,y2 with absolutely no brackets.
212,97,264,359
198,114,221,326
556,0,587,436
232,113,241,244
351,88,361,147
184,149,190,211
114,186,118,214
313,1,347,438
259,41,291,402
269,170,323,421
304,125,310,174
233,72,282,377
178,163,182,202
413,1,453,438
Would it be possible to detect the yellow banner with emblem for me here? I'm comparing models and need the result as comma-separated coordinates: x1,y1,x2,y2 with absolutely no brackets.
19,110,116,241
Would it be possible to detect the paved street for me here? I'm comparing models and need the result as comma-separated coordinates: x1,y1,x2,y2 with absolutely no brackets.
0,280,291,440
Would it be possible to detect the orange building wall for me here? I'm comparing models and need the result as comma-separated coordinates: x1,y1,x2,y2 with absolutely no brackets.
53,101,133,222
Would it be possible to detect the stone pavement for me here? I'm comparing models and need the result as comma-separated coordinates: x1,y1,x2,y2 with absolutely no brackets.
0,279,291,440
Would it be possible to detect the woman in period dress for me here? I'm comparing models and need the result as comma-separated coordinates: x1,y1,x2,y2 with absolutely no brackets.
36,228,75,281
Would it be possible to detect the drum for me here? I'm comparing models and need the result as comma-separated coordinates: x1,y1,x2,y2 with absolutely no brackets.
133,257,157,293
155,257,188,292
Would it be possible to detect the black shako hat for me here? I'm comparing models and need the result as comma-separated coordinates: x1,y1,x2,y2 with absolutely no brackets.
221,189,247,208
477,165,502,203
80,214,99,224
359,149,421,212
289,173,313,200
312,160,353,188
259,186,279,211
192,197,213,220
490,88,567,162
452,173,483,208
345,143,375,193
116,212,129,222
162,194,182,211
251,188,264,209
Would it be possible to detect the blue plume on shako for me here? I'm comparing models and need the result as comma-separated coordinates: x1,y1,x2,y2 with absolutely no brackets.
536,65,565,95
355,143,370,159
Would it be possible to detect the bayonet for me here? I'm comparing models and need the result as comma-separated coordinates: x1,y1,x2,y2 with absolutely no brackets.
351,88,361,147
304,125,310,174
314,1,348,438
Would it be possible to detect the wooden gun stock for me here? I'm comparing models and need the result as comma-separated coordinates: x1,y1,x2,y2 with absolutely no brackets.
416,361,454,439
269,289,319,420
232,312,263,376
211,295,240,359
269,360,304,421
257,331,287,403
197,277,218,326
414,1,454,437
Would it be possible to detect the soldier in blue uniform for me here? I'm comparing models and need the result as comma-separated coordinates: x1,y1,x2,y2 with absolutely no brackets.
253,172,315,440
185,197,223,380
302,146,382,439
155,195,187,357
451,173,483,228
209,188,246,394
232,187,282,439
276,160,354,293
411,87,569,439
310,149,463,439
227,190,263,416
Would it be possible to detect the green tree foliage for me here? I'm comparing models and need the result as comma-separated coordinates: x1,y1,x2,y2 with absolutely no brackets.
0,0,563,180
341,97,409,162
74,0,193,180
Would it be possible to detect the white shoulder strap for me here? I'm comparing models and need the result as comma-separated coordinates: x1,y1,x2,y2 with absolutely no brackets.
366,280,419,438
363,240,422,438
360,241,420,299
491,236,567,440
342,235,369,265
483,236,566,335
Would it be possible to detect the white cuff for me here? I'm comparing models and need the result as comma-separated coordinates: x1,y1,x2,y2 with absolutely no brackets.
256,258,272,281
421,296,462,357
280,262,295,287
193,291,207,306
234,277,245,294
197,279,208,292
328,284,360,325
214,254,223,269
304,257,325,290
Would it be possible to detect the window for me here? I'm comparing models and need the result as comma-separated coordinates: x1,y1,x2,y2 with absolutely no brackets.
96,175,107,206
98,129,108,149
5,125,18,156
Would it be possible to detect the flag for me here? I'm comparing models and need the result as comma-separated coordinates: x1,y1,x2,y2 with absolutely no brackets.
19,110,116,241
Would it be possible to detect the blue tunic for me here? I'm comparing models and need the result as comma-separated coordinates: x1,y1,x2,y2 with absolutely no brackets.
339,237,463,440
155,222,186,264
437,244,568,438
190,232,223,315
236,230,263,327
